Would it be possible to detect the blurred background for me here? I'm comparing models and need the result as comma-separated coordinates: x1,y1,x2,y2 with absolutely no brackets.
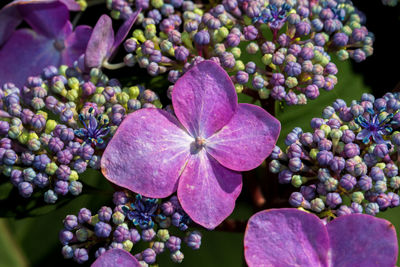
0,1,400,266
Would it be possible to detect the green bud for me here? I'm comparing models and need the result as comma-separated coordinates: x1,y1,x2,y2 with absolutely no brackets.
145,24,157,39
89,215,99,226
123,240,133,252
128,86,140,99
153,99,162,108
160,40,173,53
285,77,298,88
68,77,80,90
66,89,79,101
352,191,364,204
112,211,126,225
349,21,361,30
52,80,65,94
151,0,163,9
363,45,373,57
27,138,41,151
217,27,229,39
2,166,12,176
313,50,323,63
117,92,130,105
181,32,194,50
157,229,170,242
59,65,68,76
211,30,223,44
258,88,269,100
45,162,58,175
235,84,243,94
17,130,29,144
349,13,361,23
342,25,352,36
339,125,349,131
45,119,57,134
320,124,331,136
9,125,22,139
330,129,343,140
348,120,360,131
291,175,303,188
262,54,273,65
92,93,106,105
375,162,386,169
231,47,241,59
132,29,146,42
77,0,87,10
246,42,259,54
76,228,89,242
193,8,203,16
234,60,245,71
304,42,314,49
110,10,121,20
69,170,79,181
310,148,319,160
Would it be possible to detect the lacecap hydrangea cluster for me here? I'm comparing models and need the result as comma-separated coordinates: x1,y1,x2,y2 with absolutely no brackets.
118,0,373,105
0,65,159,203
60,191,202,265
270,93,400,218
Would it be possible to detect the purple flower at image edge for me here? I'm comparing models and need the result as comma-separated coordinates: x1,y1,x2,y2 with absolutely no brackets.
0,0,91,86
101,60,281,229
92,248,140,267
244,208,398,267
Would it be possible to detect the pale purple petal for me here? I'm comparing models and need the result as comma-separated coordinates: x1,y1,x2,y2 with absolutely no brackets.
206,104,281,171
85,15,115,68
177,150,242,229
101,108,192,198
172,60,238,138
92,249,140,267
18,1,70,38
112,9,141,54
356,128,372,141
244,209,329,267
59,0,81,11
62,25,92,66
327,214,398,267
0,29,61,87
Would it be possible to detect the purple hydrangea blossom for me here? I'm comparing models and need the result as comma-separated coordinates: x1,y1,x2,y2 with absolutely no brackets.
101,60,281,229
244,208,398,267
0,1,91,87
92,249,140,267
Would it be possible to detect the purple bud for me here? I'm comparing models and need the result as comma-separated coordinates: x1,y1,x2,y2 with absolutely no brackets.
55,180,69,196
73,248,89,264
142,248,156,264
98,206,113,222
332,32,348,46
344,143,360,158
64,215,78,231
185,231,202,250
175,46,189,61
340,174,357,191
18,182,33,198
289,192,304,207
166,236,181,252
326,192,342,208
94,221,112,238
194,30,210,45
59,229,74,245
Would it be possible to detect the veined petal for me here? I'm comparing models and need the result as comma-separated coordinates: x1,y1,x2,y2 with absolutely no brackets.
172,60,238,138
0,29,61,87
101,108,192,198
18,1,70,38
112,9,141,55
92,249,140,267
327,214,398,267
356,128,372,142
0,4,22,46
206,104,280,172
244,209,329,267
177,150,242,229
62,25,92,66
85,15,114,68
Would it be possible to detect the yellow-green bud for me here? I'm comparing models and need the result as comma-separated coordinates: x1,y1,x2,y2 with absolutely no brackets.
66,89,79,101
320,124,331,136
285,77,298,88
45,119,57,134
261,54,273,65
310,148,319,160
59,65,68,76
235,84,243,94
351,191,364,204
68,77,80,90
231,47,241,59
17,130,29,144
258,88,269,100
45,162,58,175
151,0,163,9
132,29,146,42
234,60,245,71
157,229,170,242
69,170,79,181
117,92,130,105
128,86,140,99
123,240,133,252
217,27,229,39
90,215,99,226
112,211,125,225
92,93,106,105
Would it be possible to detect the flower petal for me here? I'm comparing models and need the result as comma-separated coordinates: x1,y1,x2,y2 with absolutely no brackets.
177,150,242,229
172,60,238,138
244,209,329,267
85,15,114,68
101,108,192,198
92,249,140,267
0,29,61,87
206,103,280,171
18,1,70,38
62,25,92,66
327,214,398,267
0,5,22,46
112,9,141,54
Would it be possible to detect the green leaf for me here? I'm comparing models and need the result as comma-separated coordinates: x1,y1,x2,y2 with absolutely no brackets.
0,220,28,267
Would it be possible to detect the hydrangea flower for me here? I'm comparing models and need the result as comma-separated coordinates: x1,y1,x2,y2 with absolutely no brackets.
92,249,140,267
0,1,92,86
101,60,281,229
244,208,398,267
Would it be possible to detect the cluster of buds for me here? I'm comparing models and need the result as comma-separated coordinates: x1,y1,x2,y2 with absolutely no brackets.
118,0,373,105
60,191,202,265
270,92,400,218
0,65,159,202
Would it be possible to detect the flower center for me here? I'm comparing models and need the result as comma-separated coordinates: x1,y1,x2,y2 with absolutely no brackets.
53,39,65,51
195,136,206,149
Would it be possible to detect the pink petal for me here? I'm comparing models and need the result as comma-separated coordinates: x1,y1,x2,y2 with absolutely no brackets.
327,214,398,267
85,15,114,68
172,60,238,138
0,29,61,87
18,1,70,38
112,9,141,54
101,108,192,198
92,249,140,267
63,25,92,66
206,103,281,172
177,150,242,229
244,209,330,267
